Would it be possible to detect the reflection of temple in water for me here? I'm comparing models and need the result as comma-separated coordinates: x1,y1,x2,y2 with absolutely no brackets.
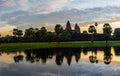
114,46,120,56
0,47,118,66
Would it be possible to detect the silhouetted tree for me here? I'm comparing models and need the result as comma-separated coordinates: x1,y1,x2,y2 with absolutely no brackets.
17,30,23,37
46,32,54,41
13,28,18,37
13,28,23,37
59,30,71,41
103,23,112,44
24,28,36,41
55,24,63,35
88,25,96,43
36,27,47,41
95,22,98,33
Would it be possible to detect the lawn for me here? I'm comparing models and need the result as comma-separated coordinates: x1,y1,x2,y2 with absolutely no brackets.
0,41,120,51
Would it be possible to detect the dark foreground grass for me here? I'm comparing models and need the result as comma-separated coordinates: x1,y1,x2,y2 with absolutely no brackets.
0,41,120,51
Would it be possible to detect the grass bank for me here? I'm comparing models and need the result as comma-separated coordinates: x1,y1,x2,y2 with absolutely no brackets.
0,41,120,51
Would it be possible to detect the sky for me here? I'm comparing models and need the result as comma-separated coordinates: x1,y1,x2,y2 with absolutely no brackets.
1,0,120,36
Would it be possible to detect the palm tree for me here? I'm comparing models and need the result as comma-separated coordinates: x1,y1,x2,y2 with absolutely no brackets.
46,32,54,41
24,28,36,41
88,25,96,43
95,22,98,33
59,30,71,41
13,28,18,37
17,30,23,37
54,24,63,35
103,23,112,44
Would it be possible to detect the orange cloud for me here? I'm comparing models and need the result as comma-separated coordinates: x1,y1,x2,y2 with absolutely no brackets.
18,0,28,6
50,0,68,8
0,25,16,37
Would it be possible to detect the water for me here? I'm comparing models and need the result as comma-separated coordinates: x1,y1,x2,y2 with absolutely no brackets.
0,46,120,76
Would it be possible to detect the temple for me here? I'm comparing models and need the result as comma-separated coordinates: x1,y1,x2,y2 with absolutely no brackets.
66,20,81,35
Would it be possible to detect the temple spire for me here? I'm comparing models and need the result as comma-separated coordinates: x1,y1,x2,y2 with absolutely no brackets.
66,20,72,33
75,23,80,34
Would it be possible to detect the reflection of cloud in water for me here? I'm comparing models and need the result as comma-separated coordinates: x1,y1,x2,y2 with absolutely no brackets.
0,60,120,76
37,73,62,76
0,62,8,68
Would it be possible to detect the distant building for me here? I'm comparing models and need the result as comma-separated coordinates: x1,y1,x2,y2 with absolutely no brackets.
66,20,81,35
66,20,72,34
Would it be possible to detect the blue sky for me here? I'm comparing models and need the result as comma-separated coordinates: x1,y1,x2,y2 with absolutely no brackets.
1,0,120,35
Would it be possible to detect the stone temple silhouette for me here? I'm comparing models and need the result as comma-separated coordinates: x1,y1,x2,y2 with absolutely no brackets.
65,20,81,35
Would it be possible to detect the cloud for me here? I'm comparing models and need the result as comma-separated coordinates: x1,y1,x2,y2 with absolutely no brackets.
28,0,68,14
0,0,28,7
0,0,16,7
1,6,120,31
1,0,120,32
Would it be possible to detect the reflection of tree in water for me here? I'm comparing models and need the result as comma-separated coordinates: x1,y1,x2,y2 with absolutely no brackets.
25,50,36,63
82,47,88,55
0,48,82,65
0,47,114,65
24,49,54,64
103,45,113,65
89,47,98,64
13,51,24,63
55,50,64,66
14,55,24,62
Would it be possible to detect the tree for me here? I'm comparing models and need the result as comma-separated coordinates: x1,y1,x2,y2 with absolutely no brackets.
88,25,96,43
95,22,98,33
46,32,54,41
13,28,18,37
40,27,47,34
59,30,71,41
54,24,63,35
17,30,23,37
103,23,112,44
24,28,36,41
35,27,47,41
13,28,23,37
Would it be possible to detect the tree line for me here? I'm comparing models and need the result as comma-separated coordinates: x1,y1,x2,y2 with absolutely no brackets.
0,22,120,42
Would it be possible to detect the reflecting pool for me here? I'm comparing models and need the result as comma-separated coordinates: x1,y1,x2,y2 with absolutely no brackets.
0,46,120,76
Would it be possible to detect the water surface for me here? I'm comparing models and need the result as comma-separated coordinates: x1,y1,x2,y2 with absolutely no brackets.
0,46,120,76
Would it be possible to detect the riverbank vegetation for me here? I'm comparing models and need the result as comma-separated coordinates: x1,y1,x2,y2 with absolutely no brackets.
0,41,120,51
